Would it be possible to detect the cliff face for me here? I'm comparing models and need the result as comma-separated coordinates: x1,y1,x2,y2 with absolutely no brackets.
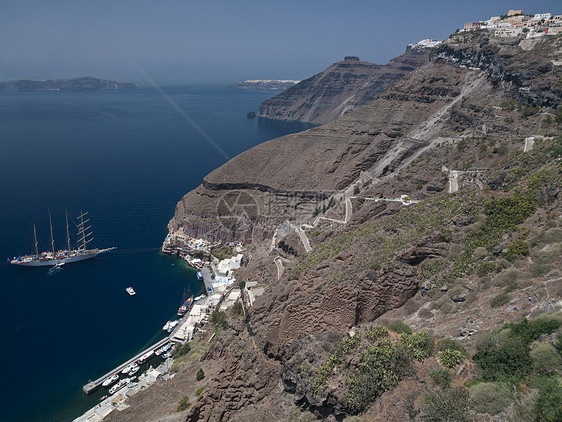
170,59,468,244
112,33,561,422
0,76,136,91
257,48,431,124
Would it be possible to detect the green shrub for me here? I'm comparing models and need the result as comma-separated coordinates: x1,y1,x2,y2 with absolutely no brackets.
173,342,191,358
231,301,243,316
420,388,469,422
471,318,560,382
210,310,228,330
436,338,467,356
500,98,517,110
346,339,410,412
534,375,562,422
177,396,191,411
312,334,362,393
195,386,205,396
504,318,561,346
369,261,381,271
520,105,540,119
212,245,235,260
477,261,496,276
365,325,389,343
386,320,412,334
401,331,434,362
469,382,513,415
196,368,205,381
505,238,529,261
238,280,246,290
430,368,451,388
531,344,562,374
490,292,510,308
473,335,532,382
555,333,562,355
439,349,465,369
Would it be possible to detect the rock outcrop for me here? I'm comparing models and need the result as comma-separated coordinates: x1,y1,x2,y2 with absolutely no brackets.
257,45,432,124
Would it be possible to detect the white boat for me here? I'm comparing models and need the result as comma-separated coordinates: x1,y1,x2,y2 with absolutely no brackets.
11,210,115,267
121,362,137,375
127,365,140,376
126,287,136,296
167,320,179,332
138,350,154,364
109,378,130,395
162,321,171,331
101,374,119,387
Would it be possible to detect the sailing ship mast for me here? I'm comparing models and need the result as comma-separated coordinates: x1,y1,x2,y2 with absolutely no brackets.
77,210,93,251
65,210,71,251
33,224,39,256
48,210,55,255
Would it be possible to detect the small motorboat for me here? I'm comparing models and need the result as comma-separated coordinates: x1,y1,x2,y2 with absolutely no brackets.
126,287,136,296
102,374,119,387
167,320,179,332
121,362,137,375
128,365,140,376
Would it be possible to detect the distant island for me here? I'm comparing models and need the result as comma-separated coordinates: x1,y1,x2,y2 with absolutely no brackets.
230,79,300,90
0,76,136,92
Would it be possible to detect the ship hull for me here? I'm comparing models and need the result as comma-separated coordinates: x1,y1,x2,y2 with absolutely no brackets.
10,248,115,267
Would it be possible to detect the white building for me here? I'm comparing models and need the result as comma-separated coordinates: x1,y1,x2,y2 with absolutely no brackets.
534,13,552,20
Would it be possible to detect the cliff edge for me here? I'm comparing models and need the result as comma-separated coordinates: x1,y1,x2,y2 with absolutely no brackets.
257,44,435,124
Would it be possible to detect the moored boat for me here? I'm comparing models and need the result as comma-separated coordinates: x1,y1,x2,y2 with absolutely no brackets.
127,365,140,376
121,362,137,375
102,374,119,387
167,320,179,332
109,378,130,395
138,350,154,364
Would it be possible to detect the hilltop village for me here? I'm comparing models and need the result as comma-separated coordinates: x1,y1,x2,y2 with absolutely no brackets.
463,9,562,38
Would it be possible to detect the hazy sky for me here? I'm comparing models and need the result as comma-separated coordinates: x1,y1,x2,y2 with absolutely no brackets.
1,0,560,84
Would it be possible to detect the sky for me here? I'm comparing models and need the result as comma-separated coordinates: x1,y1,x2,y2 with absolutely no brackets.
1,0,560,84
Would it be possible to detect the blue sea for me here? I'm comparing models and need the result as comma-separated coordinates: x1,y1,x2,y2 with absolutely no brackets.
0,86,312,422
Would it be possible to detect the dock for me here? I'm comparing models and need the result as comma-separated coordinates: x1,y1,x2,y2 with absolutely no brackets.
82,297,203,396
83,337,170,395
200,267,215,293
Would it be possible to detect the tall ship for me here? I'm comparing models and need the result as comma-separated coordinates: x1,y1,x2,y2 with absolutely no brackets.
10,211,115,267
177,287,194,316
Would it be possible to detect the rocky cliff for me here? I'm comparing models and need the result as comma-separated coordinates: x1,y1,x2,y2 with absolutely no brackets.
257,45,432,124
110,32,562,422
0,76,136,91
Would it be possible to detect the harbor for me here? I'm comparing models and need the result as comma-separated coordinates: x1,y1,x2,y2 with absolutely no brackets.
74,235,248,420
82,337,170,395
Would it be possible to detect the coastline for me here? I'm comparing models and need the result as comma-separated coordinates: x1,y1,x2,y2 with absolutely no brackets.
73,234,246,421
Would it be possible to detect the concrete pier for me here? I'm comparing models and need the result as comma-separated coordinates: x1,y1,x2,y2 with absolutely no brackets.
83,337,170,395
201,267,215,293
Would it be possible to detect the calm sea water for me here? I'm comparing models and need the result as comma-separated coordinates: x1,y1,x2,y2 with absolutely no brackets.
0,86,313,422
